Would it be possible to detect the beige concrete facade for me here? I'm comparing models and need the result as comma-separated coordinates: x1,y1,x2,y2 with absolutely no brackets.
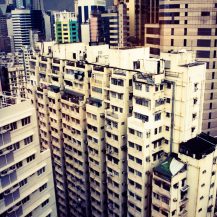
27,42,210,217
0,94,57,217
144,0,217,136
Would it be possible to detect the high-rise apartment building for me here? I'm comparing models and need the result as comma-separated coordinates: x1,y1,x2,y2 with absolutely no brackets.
89,3,129,47
77,0,106,24
54,11,79,44
152,132,217,217
77,0,106,43
26,40,216,217
0,52,27,98
0,12,11,52
0,93,57,217
114,0,146,44
143,0,217,136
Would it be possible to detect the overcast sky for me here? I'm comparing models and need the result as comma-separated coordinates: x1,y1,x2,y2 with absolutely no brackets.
44,0,74,11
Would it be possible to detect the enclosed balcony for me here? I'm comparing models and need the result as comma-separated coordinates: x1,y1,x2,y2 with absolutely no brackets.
61,89,84,105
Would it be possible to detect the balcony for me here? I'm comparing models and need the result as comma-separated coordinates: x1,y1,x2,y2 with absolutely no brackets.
106,110,119,120
66,60,75,67
41,56,48,62
61,89,84,105
0,131,11,147
179,209,187,216
93,65,104,72
180,196,188,205
181,185,189,192
76,61,85,69
53,58,60,64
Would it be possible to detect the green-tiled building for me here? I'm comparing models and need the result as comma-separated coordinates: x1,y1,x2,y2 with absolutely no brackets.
54,11,79,43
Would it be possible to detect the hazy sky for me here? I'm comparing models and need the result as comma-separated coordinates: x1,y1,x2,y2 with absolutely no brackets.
44,0,74,11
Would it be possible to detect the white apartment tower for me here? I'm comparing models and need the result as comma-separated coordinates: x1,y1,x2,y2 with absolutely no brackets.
0,93,57,217
27,42,214,217
144,0,217,136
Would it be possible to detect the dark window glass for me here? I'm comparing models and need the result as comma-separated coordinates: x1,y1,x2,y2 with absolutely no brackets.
171,39,174,46
197,39,211,47
196,50,210,58
201,11,210,16
150,47,160,55
146,37,160,45
198,28,211,36
146,27,160,34
171,28,174,35
159,4,180,9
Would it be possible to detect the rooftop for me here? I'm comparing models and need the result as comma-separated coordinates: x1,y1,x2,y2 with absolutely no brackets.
154,153,186,180
0,93,27,109
179,133,217,160
181,62,205,68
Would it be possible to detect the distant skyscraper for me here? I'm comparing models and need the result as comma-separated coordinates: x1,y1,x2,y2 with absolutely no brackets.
144,0,217,136
0,13,11,52
54,11,79,43
89,3,129,47
77,0,106,24
11,8,32,51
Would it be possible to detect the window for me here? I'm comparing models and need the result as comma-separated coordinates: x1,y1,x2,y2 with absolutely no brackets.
183,39,187,47
136,158,142,165
135,83,142,90
21,117,31,126
166,98,171,103
137,131,142,138
129,128,135,135
41,199,49,207
197,39,211,47
198,208,202,212
196,51,210,58
39,183,47,192
201,11,210,16
171,39,174,46
22,196,30,204
198,28,211,36
172,210,176,216
20,178,28,187
171,28,174,35
14,142,20,150
10,122,17,131
24,136,33,145
154,128,158,135
165,126,169,131
210,103,213,109
16,161,23,169
37,167,45,175
27,154,35,163
210,93,213,100
155,113,161,121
